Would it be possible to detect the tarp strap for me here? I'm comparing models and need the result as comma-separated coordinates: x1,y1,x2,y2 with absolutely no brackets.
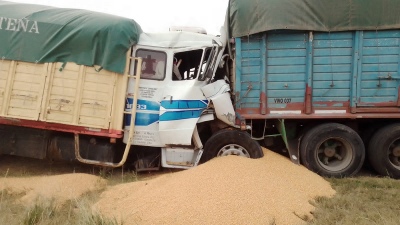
95,66,103,72
59,62,67,72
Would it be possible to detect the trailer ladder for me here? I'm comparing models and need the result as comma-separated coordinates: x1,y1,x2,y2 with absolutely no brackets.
74,57,142,167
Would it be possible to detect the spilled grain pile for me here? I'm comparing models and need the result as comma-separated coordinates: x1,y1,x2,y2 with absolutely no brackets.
94,149,335,225
0,173,106,205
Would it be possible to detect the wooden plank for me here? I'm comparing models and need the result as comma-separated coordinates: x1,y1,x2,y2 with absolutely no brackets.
14,62,42,74
79,106,108,118
0,59,11,110
1,61,16,116
12,80,40,91
83,82,115,92
46,113,74,123
7,107,37,118
50,87,79,97
81,90,111,101
42,62,79,124
53,70,79,79
84,71,115,84
79,116,107,128
6,61,46,119
51,77,78,88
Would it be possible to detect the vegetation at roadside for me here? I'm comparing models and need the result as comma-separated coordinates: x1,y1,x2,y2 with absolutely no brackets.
0,189,122,225
308,177,400,225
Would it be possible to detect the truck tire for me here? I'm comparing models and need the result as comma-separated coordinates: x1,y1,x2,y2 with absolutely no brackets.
368,124,400,179
300,123,365,178
202,129,263,163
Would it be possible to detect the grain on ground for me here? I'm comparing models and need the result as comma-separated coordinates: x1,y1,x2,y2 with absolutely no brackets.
0,173,106,205
94,148,335,225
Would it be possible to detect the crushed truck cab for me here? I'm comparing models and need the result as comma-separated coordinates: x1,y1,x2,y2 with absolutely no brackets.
124,32,240,168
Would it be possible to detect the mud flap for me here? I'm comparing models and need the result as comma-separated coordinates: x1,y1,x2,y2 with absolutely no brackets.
276,119,300,165
287,137,300,165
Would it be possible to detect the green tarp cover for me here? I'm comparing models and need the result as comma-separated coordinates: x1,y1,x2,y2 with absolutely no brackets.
228,0,400,38
0,1,142,74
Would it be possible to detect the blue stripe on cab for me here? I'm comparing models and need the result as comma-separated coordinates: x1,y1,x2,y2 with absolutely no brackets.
161,100,208,109
160,109,204,121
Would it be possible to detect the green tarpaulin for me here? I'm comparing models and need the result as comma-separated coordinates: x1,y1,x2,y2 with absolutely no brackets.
0,1,142,74
227,0,400,38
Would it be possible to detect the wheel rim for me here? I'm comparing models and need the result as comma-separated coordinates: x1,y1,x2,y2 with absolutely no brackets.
217,144,251,157
388,138,400,170
316,137,354,172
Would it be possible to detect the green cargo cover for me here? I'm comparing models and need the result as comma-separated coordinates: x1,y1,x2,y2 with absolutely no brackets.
227,0,400,38
0,1,142,74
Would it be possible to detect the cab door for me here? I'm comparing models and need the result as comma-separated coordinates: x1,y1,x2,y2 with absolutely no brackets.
158,48,214,145
124,48,168,147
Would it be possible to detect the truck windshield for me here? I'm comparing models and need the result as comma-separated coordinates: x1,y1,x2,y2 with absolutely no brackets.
199,48,213,81
136,49,167,80
199,45,219,81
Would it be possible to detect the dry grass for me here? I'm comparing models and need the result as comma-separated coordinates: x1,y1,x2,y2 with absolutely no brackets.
0,188,121,225
308,177,400,225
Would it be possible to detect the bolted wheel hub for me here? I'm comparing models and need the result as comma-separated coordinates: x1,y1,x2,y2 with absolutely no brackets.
217,144,250,158
317,138,351,171
324,147,336,157
392,146,400,157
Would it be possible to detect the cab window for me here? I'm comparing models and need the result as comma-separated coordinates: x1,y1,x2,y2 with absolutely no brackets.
136,49,166,80
172,49,204,81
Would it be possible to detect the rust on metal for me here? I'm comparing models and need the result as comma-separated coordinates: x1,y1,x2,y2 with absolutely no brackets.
305,85,312,114
0,117,123,138
260,92,267,115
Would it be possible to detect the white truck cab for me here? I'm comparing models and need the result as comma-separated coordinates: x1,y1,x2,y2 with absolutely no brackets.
124,32,231,169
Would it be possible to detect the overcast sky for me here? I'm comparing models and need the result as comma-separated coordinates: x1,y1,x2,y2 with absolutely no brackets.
8,0,229,35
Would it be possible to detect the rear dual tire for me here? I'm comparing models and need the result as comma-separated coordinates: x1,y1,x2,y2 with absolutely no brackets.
368,124,400,179
300,123,365,178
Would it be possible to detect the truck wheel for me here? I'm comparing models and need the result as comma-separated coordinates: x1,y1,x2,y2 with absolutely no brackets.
300,123,365,177
368,124,400,179
202,129,263,162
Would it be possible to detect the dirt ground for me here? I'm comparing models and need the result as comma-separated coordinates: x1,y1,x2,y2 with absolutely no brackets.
0,149,335,225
